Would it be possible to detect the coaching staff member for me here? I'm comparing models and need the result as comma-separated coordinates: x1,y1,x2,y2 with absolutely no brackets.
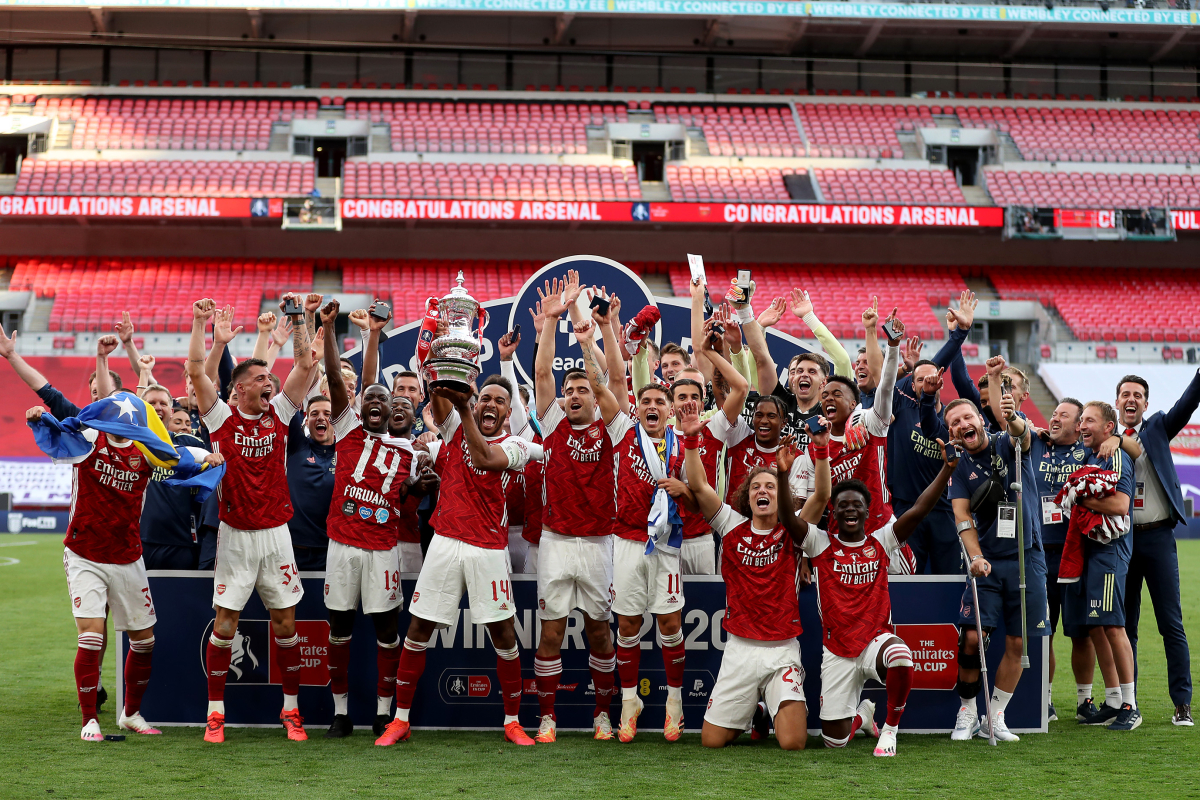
1115,370,1199,726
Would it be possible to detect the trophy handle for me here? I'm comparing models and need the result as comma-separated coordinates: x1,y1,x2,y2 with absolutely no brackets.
477,307,489,357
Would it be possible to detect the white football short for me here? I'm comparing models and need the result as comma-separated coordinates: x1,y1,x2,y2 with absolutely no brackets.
409,534,515,628
63,547,156,632
323,539,403,615
611,536,682,618
536,530,613,621
681,536,717,576
508,527,532,575
705,634,806,731
212,522,303,611
399,541,424,574
819,632,894,721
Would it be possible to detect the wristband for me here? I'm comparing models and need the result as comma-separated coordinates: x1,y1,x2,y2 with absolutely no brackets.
681,434,701,450
809,445,829,461
736,305,754,324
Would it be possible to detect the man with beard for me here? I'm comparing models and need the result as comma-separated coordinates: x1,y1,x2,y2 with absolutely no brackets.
587,285,695,744
361,301,438,574
316,300,427,740
375,371,539,747
1029,399,1133,724
788,307,902,533
678,400,830,751
891,291,977,574
528,272,620,743
1113,372,1198,725
190,293,319,744
938,366,1049,744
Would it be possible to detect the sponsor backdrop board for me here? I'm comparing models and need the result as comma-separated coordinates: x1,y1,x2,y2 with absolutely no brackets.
123,573,1047,733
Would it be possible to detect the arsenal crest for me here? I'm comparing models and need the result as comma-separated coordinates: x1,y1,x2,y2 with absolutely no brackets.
129,454,141,470
862,545,877,559
588,427,602,440
261,416,275,429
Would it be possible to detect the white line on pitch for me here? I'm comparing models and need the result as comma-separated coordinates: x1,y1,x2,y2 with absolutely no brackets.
0,541,38,548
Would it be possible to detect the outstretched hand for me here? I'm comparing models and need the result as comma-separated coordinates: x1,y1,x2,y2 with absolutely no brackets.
677,399,703,436
115,311,135,344
948,289,978,331
776,434,799,473
757,296,786,329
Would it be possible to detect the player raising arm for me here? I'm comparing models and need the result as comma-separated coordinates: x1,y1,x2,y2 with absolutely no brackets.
316,301,421,739
528,271,622,743
679,401,829,751
187,294,317,744
788,437,960,757
377,369,540,747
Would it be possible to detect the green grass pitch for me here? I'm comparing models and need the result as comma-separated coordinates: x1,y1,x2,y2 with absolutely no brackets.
2,534,1197,799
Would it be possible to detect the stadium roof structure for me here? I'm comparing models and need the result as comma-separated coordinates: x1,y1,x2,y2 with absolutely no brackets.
0,0,1194,27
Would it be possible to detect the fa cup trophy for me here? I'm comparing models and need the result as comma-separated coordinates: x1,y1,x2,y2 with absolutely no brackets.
419,270,489,391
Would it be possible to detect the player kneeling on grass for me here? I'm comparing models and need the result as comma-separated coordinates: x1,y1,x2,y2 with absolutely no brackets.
315,302,436,739
678,401,828,751
801,440,960,757
376,378,541,747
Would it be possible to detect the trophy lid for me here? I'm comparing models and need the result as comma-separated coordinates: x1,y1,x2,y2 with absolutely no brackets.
444,270,470,301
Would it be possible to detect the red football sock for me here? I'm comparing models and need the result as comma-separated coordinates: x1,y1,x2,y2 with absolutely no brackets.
496,648,524,718
75,632,104,726
534,656,560,719
616,639,641,690
205,632,233,702
123,637,154,716
662,642,686,688
589,650,616,717
376,639,401,701
882,641,915,727
395,638,428,711
275,634,301,698
328,635,351,696
886,665,914,727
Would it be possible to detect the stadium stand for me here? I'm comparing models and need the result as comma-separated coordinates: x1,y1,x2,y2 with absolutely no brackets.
341,259,538,322
341,162,641,200
8,258,315,333
988,266,1200,343
31,97,319,151
667,262,968,340
984,170,1200,209
345,99,628,154
957,104,1200,164
793,103,937,159
815,168,967,205
652,104,805,157
13,160,315,197
665,164,795,202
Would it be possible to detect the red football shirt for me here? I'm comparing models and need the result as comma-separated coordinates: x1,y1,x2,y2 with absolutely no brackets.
802,522,900,658
203,394,298,531
710,505,803,641
789,406,892,535
521,442,545,546
62,430,152,565
325,410,416,551
609,413,681,543
537,403,615,538
431,409,535,550
677,418,725,540
710,412,779,505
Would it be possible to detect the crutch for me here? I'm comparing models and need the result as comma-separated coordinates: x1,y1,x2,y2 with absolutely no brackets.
960,538,997,747
1011,435,1031,669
